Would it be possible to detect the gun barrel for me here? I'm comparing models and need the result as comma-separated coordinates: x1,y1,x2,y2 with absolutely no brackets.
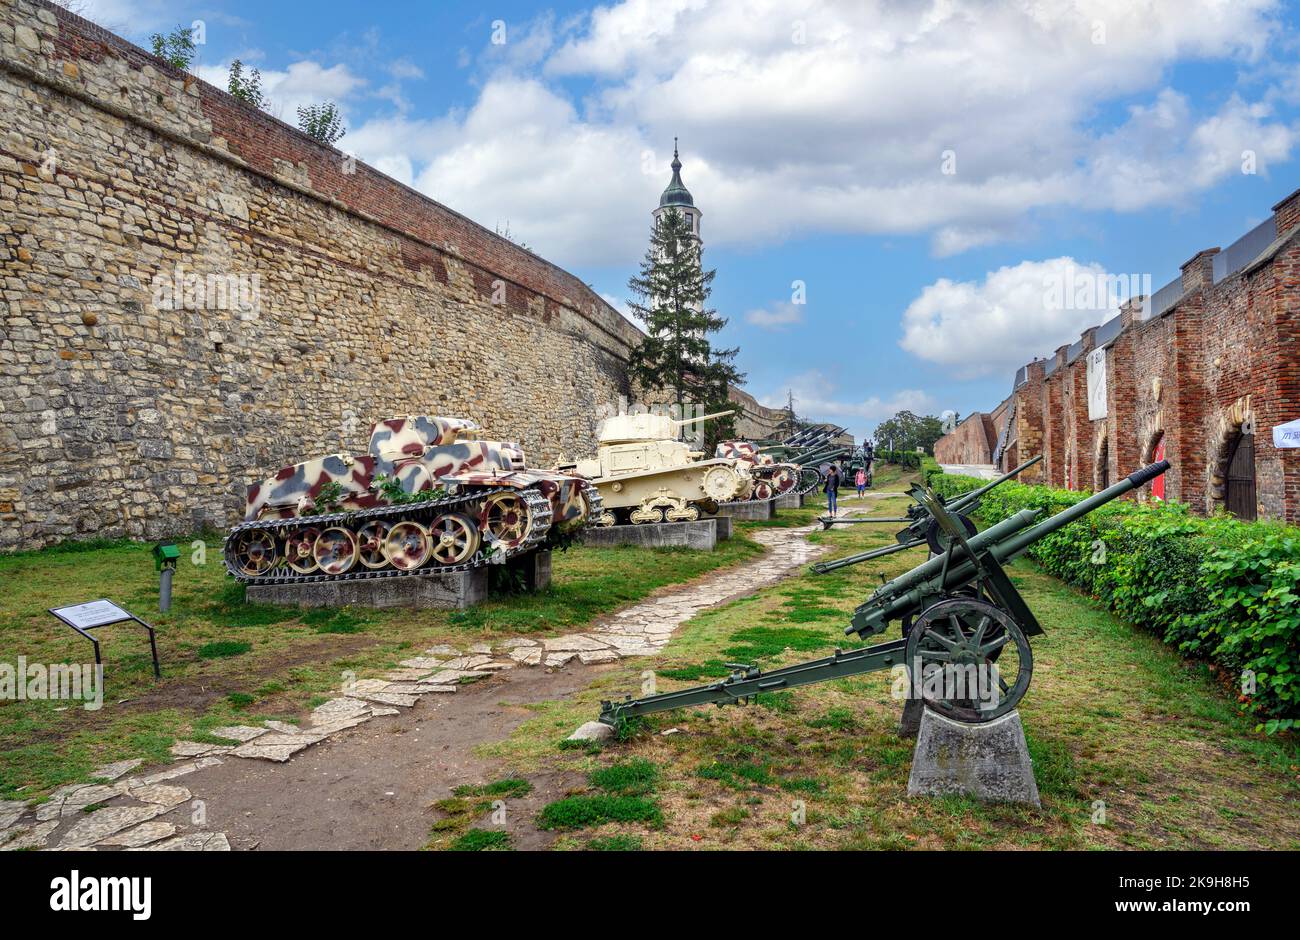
945,454,1043,512
810,537,922,573
845,460,1170,637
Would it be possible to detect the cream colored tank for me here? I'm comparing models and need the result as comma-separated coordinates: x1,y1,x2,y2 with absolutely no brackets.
561,411,752,525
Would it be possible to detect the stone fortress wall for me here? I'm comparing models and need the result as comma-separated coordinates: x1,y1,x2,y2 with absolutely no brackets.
0,0,651,550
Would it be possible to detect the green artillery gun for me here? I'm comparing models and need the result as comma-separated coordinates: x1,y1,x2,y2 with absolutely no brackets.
813,454,1044,573
597,460,1169,726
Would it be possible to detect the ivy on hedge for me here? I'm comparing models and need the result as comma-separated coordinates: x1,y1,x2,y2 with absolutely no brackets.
932,473,1300,731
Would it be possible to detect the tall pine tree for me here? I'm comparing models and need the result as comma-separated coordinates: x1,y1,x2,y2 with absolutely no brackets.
626,207,743,451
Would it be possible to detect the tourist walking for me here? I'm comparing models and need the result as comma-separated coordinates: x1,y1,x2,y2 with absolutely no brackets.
824,463,841,517
855,466,867,498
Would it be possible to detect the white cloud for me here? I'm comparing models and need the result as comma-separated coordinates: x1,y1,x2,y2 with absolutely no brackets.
744,301,804,330
759,370,936,438
899,257,1126,379
345,0,1294,266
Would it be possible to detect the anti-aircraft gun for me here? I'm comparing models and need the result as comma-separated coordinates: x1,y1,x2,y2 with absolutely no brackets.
597,460,1169,726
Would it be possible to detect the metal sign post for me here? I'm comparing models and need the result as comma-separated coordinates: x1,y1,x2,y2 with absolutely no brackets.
47,599,161,678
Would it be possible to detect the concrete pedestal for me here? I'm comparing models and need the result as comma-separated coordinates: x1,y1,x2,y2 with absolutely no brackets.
774,491,801,510
898,696,924,739
505,549,551,591
906,709,1041,807
716,500,775,521
580,518,718,550
247,568,489,610
712,515,733,540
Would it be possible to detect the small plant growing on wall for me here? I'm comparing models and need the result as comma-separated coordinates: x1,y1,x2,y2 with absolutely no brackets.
227,59,267,109
371,474,447,505
309,480,346,514
298,103,347,145
149,26,197,71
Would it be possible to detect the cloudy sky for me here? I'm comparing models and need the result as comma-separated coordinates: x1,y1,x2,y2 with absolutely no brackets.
75,0,1300,439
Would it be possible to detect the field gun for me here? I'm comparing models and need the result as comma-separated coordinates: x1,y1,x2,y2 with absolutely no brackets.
598,460,1168,726
814,453,1043,560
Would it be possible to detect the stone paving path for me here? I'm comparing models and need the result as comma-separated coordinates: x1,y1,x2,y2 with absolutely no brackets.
2,503,884,852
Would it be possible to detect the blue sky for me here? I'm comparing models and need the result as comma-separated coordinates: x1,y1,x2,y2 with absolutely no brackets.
76,0,1300,440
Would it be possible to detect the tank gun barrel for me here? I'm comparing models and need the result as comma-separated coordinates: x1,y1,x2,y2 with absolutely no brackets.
670,409,735,427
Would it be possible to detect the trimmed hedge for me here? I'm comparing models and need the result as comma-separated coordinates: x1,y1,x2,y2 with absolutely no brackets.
879,449,924,469
932,473,1300,731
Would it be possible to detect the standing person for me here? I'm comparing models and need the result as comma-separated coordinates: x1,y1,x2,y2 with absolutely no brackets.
824,463,841,517
855,465,867,498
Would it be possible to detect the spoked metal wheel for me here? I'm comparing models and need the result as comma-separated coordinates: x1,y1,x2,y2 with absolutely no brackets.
313,526,358,575
385,521,431,571
481,491,530,547
429,512,481,565
230,528,278,577
925,512,977,555
753,481,773,501
284,526,321,574
355,520,391,569
903,597,1031,723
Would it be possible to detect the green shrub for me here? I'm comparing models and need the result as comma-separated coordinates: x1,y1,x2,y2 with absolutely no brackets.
879,450,923,470
931,472,1300,727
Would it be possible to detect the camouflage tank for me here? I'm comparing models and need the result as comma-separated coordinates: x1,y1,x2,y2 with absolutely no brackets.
556,411,751,525
224,416,599,583
714,440,801,501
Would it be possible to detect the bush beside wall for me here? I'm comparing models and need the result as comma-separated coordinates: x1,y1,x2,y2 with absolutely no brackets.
932,474,1300,731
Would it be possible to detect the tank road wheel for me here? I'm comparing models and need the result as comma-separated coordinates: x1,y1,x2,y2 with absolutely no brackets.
753,481,774,501
903,597,1031,723
596,510,618,527
230,529,278,577
666,503,700,523
385,521,431,571
429,512,481,565
355,520,392,569
481,491,529,546
285,526,322,574
313,527,359,576
629,504,665,525
701,466,742,502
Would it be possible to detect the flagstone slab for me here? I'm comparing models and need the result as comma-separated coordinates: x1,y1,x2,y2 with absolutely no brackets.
131,831,230,851
208,725,270,743
542,635,611,652
99,820,176,847
0,800,26,830
140,757,222,785
36,783,121,821
92,759,143,781
170,741,231,759
62,805,164,848
1,821,58,851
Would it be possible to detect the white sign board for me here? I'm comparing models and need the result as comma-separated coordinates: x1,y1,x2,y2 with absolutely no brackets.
1274,419,1300,449
1085,348,1108,421
51,599,132,630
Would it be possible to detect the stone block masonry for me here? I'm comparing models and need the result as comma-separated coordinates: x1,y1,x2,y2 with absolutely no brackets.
0,0,647,550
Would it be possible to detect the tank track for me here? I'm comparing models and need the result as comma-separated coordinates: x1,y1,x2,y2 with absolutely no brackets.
224,485,559,585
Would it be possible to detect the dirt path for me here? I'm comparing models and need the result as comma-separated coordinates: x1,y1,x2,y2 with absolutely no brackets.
4,504,877,852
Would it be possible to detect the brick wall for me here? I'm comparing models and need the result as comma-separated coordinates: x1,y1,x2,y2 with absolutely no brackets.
989,191,1300,523
0,0,652,549
934,411,995,464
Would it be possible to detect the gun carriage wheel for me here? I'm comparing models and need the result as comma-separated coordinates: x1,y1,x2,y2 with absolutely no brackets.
925,512,977,555
904,597,1031,723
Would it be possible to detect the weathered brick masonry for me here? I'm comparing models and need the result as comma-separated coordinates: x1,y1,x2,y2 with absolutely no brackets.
0,0,655,550
937,189,1300,524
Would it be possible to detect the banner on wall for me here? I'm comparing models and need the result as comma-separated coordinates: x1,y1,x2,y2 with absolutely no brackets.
1274,418,1300,448
1086,348,1108,421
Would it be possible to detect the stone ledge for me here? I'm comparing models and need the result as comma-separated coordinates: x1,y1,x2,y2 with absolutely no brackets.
247,568,489,610
774,491,803,510
580,519,717,550
716,500,775,521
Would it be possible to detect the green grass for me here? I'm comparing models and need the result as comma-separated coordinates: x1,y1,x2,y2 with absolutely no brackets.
588,758,660,795
452,777,533,799
537,794,663,830
483,479,1300,851
0,527,764,801
447,829,512,851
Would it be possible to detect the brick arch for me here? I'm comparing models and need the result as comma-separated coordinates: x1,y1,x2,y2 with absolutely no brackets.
1092,427,1109,492
1207,395,1253,513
